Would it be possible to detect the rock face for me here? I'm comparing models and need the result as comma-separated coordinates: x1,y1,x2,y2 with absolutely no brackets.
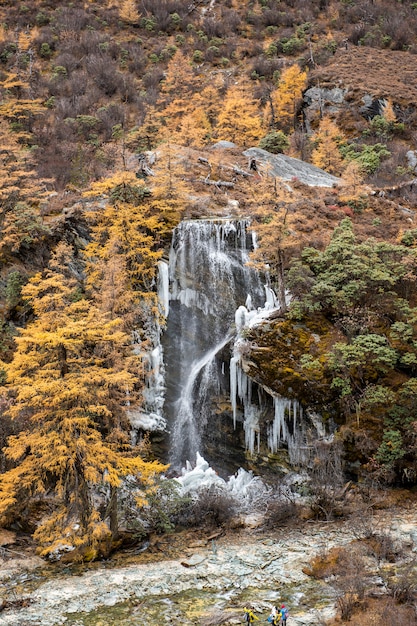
407,149,417,171
243,148,340,187
303,86,348,132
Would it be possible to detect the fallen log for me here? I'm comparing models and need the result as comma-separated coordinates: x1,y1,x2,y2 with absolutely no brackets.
201,179,235,188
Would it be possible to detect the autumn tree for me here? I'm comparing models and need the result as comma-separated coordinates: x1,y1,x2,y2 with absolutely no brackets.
311,116,345,175
119,0,141,25
170,106,211,148
0,242,166,557
156,51,201,139
0,201,50,262
268,64,308,132
0,71,45,136
198,83,224,127
381,98,396,125
130,108,162,152
339,160,366,206
246,173,299,312
0,119,49,213
0,119,51,264
147,145,190,234
216,84,264,146
83,171,164,319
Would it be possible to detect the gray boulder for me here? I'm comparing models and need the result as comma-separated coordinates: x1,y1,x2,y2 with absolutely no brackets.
407,150,417,171
211,140,238,150
243,147,340,187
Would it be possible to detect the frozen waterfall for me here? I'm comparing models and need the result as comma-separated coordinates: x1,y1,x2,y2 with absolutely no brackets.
160,218,327,473
163,219,266,470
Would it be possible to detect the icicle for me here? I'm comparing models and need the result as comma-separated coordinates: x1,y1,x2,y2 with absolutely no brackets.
264,284,278,310
243,405,260,455
157,260,170,318
230,355,239,428
245,294,253,311
235,305,248,331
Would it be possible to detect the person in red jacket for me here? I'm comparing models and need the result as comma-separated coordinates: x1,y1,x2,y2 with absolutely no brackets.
280,604,289,625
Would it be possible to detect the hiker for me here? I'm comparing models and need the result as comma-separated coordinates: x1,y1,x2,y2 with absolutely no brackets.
243,606,259,623
279,604,289,625
267,606,280,625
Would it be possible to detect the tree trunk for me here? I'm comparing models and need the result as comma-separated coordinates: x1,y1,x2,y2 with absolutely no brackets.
108,484,119,540
276,247,287,314
57,343,68,377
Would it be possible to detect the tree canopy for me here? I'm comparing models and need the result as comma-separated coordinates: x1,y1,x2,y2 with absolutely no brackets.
287,219,417,482
0,241,166,557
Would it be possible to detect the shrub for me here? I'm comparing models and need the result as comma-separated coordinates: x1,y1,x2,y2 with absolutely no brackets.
85,55,124,97
5,270,25,312
277,35,306,55
263,495,298,528
340,142,391,174
182,485,238,529
53,6,91,33
250,56,282,79
39,42,52,58
307,439,345,520
387,562,417,604
139,480,193,535
259,131,289,154
375,429,406,467
362,532,399,564
192,49,204,63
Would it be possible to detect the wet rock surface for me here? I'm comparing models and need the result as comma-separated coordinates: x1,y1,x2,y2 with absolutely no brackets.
1,504,416,625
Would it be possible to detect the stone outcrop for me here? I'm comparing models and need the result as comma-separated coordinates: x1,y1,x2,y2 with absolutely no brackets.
243,148,340,187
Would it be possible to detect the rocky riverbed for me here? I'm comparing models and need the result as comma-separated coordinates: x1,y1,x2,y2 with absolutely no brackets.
0,503,416,626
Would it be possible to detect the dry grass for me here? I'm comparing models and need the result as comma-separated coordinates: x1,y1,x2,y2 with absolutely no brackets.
311,47,417,105
326,597,417,626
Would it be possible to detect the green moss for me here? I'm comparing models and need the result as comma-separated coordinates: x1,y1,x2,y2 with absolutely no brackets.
244,314,340,413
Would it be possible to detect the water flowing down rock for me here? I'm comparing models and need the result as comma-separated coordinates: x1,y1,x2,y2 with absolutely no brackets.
161,218,330,474
163,219,266,470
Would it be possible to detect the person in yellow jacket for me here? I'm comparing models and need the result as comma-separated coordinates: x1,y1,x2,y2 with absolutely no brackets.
243,606,259,623
268,606,282,625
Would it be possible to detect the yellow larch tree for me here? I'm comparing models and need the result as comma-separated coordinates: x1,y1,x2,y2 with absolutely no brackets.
199,83,223,126
245,173,298,312
148,146,190,234
216,84,264,146
269,64,308,132
119,0,141,25
83,171,165,319
129,107,162,152
381,98,396,124
0,242,166,557
0,118,49,211
156,51,201,138
339,159,366,206
0,119,51,261
171,105,212,148
0,71,45,135
311,116,345,175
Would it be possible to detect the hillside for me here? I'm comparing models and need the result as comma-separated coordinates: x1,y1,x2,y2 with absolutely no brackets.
0,3,417,622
